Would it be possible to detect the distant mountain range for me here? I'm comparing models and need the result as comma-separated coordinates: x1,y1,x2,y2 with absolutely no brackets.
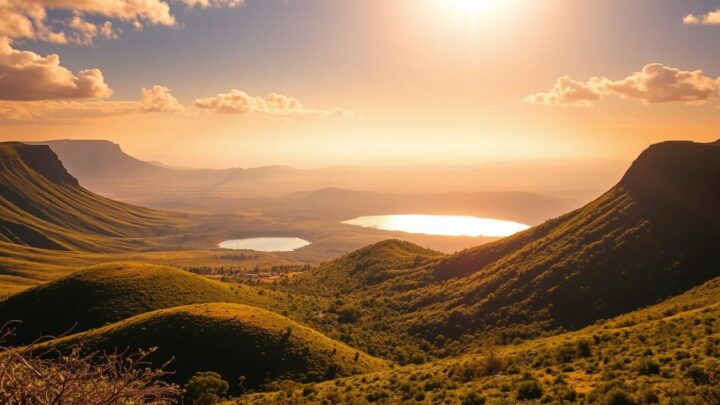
33,139,626,214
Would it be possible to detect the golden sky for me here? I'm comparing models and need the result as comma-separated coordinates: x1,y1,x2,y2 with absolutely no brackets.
1,0,719,168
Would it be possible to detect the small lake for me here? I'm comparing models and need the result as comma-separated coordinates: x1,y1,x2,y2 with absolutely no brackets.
342,215,530,237
218,237,311,252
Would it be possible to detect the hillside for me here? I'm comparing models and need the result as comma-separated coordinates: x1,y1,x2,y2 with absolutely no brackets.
0,142,183,251
247,273,720,404
31,303,388,391
0,263,299,346
282,140,720,360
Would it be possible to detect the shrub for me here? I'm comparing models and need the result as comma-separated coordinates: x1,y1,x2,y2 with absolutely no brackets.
461,391,486,405
635,358,660,375
685,365,709,385
602,388,633,405
184,371,229,405
337,306,362,323
0,346,179,404
577,339,593,357
516,380,543,400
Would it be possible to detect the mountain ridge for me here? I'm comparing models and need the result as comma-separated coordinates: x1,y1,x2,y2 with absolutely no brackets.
0,142,183,251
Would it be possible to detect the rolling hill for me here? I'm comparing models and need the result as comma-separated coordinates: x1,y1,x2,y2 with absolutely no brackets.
30,303,388,391
0,142,184,251
283,140,720,360
0,262,300,346
248,272,720,404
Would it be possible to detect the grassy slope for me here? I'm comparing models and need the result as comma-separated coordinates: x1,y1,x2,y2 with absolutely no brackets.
245,275,720,404
30,303,388,391
0,142,187,252
0,240,301,298
278,141,720,361
0,262,307,346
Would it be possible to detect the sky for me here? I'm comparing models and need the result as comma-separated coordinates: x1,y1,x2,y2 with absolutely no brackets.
1,0,719,168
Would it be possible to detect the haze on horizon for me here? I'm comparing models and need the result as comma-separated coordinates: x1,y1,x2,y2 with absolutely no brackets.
1,0,720,168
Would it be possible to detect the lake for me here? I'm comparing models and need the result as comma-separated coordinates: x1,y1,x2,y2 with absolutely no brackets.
342,214,530,237
218,237,311,252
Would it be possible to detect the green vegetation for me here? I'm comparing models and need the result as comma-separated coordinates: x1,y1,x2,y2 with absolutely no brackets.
0,142,185,251
185,371,230,405
2,140,719,403
243,273,720,403
270,141,720,363
0,262,308,345
31,303,388,391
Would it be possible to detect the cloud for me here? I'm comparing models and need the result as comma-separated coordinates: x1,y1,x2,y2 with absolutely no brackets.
99,21,118,39
523,76,606,107
0,38,113,101
0,85,183,122
69,15,98,45
192,89,351,118
0,0,244,44
683,8,720,25
141,85,183,112
606,64,719,104
524,63,720,107
0,99,138,122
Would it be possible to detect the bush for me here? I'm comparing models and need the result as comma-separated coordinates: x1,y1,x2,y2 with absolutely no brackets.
0,346,179,403
635,358,660,375
461,391,486,405
685,365,709,385
337,306,362,323
516,381,543,400
184,371,229,405
602,387,633,405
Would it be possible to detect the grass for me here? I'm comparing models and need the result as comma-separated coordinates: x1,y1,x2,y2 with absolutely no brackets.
265,141,720,363
241,274,720,403
28,303,389,392
0,142,188,252
0,262,308,346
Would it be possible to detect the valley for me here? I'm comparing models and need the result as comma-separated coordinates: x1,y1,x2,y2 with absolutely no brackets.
0,139,718,404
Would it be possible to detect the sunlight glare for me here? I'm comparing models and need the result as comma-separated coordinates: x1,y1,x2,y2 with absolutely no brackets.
446,0,498,15
343,215,530,237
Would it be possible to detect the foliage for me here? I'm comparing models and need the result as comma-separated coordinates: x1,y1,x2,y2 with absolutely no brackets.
185,371,229,405
30,303,387,392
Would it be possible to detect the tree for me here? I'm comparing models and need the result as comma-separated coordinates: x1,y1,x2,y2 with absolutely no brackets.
184,371,229,405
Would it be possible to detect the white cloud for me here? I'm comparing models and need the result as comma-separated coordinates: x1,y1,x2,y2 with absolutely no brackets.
523,76,606,107
0,0,244,44
683,8,720,25
524,63,720,107
193,89,351,118
0,38,112,101
141,85,183,112
0,84,183,121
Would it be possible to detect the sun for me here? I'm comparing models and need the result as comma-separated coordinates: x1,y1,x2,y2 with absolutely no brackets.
446,0,500,15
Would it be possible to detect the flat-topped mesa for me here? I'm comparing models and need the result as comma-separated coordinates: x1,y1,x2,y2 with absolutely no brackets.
0,142,78,186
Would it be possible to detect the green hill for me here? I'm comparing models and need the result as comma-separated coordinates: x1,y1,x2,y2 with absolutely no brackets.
291,239,443,295
282,140,720,360
0,142,183,251
0,263,294,346
31,303,388,391
247,273,720,404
